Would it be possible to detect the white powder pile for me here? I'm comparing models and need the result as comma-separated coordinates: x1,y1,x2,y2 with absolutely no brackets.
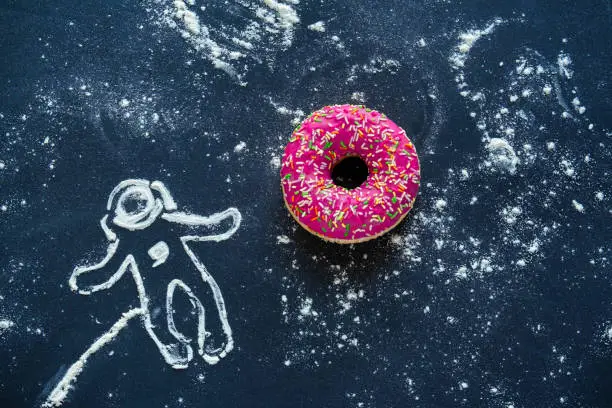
485,138,519,175
260,0,300,48
0,319,14,332
276,235,291,244
174,0,201,35
557,52,573,79
434,199,447,211
606,326,612,341
571,200,584,213
560,159,576,178
307,21,326,32
263,0,300,27
350,91,366,103
501,206,522,225
449,19,504,70
233,141,247,153
269,155,281,169
298,297,315,317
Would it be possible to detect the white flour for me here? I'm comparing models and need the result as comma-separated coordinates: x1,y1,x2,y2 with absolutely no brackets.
276,235,291,244
233,141,247,153
307,21,326,32
571,199,584,213
449,19,504,70
43,309,144,407
147,0,303,84
485,138,519,175
0,319,14,331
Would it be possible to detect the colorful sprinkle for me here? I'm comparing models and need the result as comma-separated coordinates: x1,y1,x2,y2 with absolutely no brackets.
281,104,421,243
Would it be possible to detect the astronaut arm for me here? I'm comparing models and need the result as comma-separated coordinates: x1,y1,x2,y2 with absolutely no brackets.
68,217,128,294
160,207,241,242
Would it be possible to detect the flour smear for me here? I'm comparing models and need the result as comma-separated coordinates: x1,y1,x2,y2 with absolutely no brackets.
145,0,303,85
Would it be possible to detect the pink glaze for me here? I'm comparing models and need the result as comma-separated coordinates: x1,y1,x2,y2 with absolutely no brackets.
281,104,421,243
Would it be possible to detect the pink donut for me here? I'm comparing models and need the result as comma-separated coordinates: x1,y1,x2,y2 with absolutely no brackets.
280,104,421,243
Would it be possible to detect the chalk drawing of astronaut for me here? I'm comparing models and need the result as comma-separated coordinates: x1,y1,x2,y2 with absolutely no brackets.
71,178,241,367
44,179,242,407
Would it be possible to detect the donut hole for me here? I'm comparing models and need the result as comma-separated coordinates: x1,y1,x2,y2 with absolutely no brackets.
331,156,369,190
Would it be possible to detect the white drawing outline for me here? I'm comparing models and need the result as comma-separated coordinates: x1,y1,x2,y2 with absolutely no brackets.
43,179,241,407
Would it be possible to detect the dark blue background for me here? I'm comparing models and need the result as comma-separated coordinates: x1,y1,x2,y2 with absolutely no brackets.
0,0,611,407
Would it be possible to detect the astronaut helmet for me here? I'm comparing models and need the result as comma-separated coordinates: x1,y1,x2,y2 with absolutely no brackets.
106,179,177,231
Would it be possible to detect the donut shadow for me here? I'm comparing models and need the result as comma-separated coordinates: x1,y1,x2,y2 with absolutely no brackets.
284,204,420,286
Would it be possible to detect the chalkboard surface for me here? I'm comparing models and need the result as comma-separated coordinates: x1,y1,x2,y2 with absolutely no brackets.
1,1,611,407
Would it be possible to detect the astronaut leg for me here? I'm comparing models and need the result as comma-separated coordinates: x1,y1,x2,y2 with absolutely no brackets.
166,279,207,363
128,258,192,369
199,276,234,365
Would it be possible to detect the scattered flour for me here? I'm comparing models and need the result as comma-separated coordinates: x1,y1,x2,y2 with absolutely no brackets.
605,326,612,341
560,160,575,178
434,199,447,211
455,266,469,279
485,138,519,175
268,99,305,125
347,57,401,81
174,0,201,35
44,309,144,407
155,0,303,85
501,206,522,225
299,297,315,317
0,319,14,331
276,235,291,244
557,52,573,79
350,91,366,103
449,18,504,69
270,155,281,169
571,200,584,213
307,21,326,32
233,141,247,153
263,0,300,46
